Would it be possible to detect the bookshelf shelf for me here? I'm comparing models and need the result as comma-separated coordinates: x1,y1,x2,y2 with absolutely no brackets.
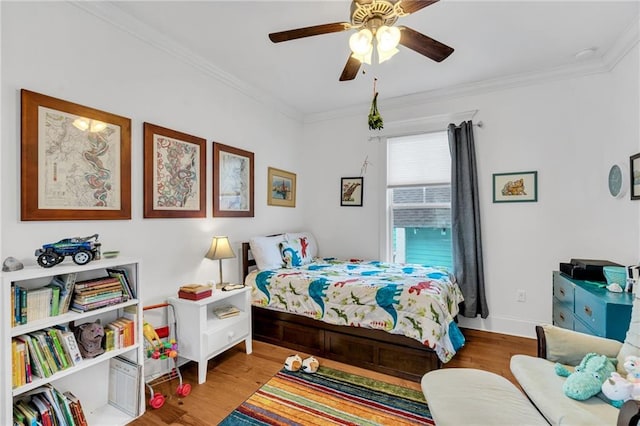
1,257,145,425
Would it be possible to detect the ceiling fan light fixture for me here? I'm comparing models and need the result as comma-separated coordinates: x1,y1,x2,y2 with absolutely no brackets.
377,46,398,63
376,25,400,51
349,28,373,55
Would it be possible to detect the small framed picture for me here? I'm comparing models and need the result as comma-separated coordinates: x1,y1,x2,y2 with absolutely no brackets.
493,171,537,203
267,167,296,207
341,177,363,206
631,153,640,200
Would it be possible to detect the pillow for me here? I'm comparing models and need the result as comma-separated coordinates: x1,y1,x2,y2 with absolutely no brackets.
281,232,318,268
284,232,318,259
249,234,286,271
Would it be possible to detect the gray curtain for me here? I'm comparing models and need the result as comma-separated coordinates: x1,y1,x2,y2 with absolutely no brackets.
448,120,488,318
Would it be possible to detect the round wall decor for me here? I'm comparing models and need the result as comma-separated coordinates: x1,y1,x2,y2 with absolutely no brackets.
608,163,627,198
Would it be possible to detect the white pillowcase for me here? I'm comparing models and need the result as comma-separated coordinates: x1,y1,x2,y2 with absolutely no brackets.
249,234,286,270
284,232,318,260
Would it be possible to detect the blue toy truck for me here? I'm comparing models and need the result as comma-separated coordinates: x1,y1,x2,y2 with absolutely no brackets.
35,234,102,268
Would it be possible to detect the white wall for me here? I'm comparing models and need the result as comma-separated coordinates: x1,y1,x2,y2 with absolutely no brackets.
1,2,304,304
301,44,640,337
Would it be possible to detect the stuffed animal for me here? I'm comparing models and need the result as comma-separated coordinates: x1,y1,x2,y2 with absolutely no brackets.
301,356,319,374
74,321,105,358
624,355,640,383
284,354,302,372
555,352,617,400
602,372,635,408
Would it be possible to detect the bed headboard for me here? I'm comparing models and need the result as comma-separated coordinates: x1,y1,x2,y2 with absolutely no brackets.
241,241,256,283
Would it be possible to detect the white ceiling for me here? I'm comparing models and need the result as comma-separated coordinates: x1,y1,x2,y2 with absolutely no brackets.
99,1,639,118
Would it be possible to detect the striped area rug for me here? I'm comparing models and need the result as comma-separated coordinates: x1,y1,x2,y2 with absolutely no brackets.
219,366,432,425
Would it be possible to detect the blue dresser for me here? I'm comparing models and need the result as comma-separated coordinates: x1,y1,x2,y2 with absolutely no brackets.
553,271,634,342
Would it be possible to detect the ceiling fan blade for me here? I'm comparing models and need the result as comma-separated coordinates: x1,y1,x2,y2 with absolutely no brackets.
269,22,351,43
339,55,362,81
398,26,454,62
397,0,439,15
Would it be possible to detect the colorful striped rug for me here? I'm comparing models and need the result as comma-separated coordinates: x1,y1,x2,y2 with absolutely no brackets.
219,366,432,425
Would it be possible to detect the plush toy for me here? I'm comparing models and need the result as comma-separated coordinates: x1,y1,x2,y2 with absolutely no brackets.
602,372,635,408
301,356,319,374
73,321,105,358
623,355,640,383
555,353,617,400
284,354,302,372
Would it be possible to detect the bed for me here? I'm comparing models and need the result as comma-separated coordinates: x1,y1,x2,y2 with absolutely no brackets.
241,233,465,382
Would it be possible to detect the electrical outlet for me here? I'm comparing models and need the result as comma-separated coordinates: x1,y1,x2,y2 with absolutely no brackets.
517,289,526,302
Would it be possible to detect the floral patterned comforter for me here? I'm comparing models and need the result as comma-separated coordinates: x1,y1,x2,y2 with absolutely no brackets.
246,258,465,363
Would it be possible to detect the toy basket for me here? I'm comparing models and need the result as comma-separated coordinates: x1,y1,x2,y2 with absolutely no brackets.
143,303,191,409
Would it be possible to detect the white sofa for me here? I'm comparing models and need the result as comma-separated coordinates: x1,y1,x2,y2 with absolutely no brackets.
422,324,640,426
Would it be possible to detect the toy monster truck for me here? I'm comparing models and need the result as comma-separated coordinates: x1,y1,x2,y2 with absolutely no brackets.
35,234,102,268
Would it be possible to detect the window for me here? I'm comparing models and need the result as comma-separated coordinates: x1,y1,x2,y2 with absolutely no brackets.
387,131,452,269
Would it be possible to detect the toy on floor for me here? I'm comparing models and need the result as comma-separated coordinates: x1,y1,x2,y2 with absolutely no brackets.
302,356,319,373
555,352,617,400
284,354,302,372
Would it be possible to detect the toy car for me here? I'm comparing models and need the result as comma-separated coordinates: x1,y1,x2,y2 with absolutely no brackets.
35,234,102,268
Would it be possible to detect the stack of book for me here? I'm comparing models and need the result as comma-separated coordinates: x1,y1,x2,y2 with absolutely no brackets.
178,284,212,300
71,277,123,313
12,384,87,426
213,305,240,319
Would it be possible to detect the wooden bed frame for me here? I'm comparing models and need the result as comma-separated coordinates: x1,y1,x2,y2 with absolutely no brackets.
241,242,442,382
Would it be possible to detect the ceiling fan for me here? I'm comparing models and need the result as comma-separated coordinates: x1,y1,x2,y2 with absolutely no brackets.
268,0,454,81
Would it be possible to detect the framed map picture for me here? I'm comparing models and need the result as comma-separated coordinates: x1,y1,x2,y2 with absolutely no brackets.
143,122,206,218
20,89,131,220
213,143,254,217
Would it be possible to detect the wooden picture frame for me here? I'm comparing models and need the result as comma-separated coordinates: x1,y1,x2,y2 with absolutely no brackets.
492,171,538,203
341,177,363,206
213,143,254,217
143,122,206,218
267,167,296,207
21,89,131,220
630,153,640,200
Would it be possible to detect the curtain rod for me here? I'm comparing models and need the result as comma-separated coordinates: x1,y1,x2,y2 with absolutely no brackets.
368,120,484,142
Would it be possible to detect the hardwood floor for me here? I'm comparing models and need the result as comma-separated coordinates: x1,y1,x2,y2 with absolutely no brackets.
130,328,537,425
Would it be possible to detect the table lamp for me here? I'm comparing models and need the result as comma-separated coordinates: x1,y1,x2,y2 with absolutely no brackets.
205,236,236,286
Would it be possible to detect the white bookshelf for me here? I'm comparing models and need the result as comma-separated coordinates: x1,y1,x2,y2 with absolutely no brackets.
1,257,145,425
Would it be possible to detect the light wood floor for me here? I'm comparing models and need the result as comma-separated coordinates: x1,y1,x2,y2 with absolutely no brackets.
130,328,537,425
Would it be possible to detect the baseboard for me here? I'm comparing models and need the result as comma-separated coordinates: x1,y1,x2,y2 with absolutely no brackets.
457,315,544,339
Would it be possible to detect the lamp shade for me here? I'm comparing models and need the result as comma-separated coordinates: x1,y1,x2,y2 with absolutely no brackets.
205,236,236,260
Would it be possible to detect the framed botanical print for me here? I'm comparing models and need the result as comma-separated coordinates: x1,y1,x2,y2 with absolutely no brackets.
213,142,254,217
143,122,206,218
21,89,131,220
267,167,296,207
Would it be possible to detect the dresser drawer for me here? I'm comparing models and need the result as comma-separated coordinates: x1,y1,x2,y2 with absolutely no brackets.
574,287,606,336
552,302,574,330
553,273,575,305
205,318,249,355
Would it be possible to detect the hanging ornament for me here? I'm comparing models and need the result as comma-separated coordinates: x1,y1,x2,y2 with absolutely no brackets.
368,78,383,131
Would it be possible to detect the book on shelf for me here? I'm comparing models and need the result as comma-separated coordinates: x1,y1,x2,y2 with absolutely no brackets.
26,286,53,322
58,330,82,366
108,356,141,417
70,295,124,313
213,304,240,319
45,273,76,315
63,391,88,426
107,267,135,299
17,334,49,379
43,284,60,316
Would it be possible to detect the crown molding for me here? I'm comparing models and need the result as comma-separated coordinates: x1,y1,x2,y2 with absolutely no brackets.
305,17,640,124
69,1,303,122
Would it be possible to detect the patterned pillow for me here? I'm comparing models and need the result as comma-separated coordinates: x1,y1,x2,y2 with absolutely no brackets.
280,233,317,268
249,234,286,270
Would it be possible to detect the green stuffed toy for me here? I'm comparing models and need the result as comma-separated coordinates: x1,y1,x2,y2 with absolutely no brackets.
555,352,617,400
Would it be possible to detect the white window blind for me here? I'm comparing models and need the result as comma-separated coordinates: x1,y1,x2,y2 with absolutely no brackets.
387,132,450,187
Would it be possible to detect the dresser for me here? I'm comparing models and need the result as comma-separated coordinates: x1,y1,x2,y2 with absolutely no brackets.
553,271,633,342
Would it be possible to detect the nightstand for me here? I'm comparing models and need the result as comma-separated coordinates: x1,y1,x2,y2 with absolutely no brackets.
168,286,252,384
